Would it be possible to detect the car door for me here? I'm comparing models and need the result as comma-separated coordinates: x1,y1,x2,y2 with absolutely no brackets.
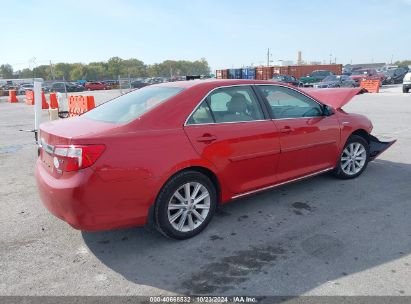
184,85,281,195
255,85,340,183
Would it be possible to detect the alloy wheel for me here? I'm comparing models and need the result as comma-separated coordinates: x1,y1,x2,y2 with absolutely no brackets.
167,182,211,232
340,142,367,175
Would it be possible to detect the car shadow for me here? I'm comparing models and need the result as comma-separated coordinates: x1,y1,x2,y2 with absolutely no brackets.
82,159,411,296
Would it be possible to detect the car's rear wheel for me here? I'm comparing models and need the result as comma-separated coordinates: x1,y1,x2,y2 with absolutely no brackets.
334,135,369,179
155,171,217,239
403,87,409,93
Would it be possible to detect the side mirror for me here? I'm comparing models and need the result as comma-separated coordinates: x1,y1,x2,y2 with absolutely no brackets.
323,105,335,116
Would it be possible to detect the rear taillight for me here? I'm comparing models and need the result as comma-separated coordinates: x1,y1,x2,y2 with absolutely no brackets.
52,145,105,172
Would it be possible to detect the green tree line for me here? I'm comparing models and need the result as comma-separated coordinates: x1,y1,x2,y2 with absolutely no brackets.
0,57,211,81
394,60,411,67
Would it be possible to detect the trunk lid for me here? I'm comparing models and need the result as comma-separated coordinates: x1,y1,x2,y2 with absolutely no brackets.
39,116,119,146
301,87,364,109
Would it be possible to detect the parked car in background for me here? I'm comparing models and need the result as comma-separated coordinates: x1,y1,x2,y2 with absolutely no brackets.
18,84,34,95
102,80,119,89
349,68,381,84
42,85,51,93
36,80,395,239
146,77,166,84
300,70,334,87
382,67,409,84
85,82,110,91
51,82,84,93
272,74,301,86
0,84,19,95
403,72,411,93
314,75,357,88
130,80,150,89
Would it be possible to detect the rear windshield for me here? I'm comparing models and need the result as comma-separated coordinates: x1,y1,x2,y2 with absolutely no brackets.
83,86,184,123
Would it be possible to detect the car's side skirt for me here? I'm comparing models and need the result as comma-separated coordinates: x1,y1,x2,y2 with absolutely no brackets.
231,167,335,200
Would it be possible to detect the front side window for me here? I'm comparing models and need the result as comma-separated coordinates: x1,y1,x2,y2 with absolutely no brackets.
83,86,184,123
257,85,323,119
187,86,264,124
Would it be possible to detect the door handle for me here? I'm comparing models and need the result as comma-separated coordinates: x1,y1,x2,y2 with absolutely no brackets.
196,134,217,143
280,126,294,133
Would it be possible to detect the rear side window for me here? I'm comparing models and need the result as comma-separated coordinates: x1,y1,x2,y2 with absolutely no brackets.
83,86,184,123
186,86,264,125
186,101,214,125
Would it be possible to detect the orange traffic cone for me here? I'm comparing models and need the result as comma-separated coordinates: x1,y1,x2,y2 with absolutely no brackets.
49,93,59,109
8,90,18,103
41,92,49,109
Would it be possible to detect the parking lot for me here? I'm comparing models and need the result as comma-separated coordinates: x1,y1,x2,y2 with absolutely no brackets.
0,84,410,296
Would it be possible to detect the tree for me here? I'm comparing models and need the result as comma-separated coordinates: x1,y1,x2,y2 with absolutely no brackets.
54,63,72,80
394,60,411,67
107,56,123,78
0,64,13,78
122,58,147,77
0,57,211,80
19,68,33,78
33,65,51,79
86,64,107,80
70,64,87,80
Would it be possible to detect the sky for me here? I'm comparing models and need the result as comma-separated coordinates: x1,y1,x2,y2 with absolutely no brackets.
1,0,410,72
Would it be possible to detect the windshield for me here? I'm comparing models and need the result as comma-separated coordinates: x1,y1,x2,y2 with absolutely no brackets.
83,86,184,123
322,75,339,82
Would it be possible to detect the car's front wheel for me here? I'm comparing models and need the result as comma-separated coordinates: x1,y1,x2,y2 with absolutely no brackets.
155,171,217,239
334,135,370,179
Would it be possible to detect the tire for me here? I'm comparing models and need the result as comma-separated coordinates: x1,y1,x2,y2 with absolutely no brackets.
154,170,217,239
403,87,409,93
333,135,370,179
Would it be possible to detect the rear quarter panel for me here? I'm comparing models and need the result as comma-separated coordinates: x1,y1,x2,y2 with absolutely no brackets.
73,128,227,209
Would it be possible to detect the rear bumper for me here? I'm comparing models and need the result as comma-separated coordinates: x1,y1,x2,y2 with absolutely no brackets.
35,159,157,231
369,135,396,160
403,83,411,89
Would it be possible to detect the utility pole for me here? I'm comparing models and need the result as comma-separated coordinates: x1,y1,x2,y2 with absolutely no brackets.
49,60,55,80
267,48,270,67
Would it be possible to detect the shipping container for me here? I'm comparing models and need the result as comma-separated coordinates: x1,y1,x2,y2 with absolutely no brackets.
255,67,274,80
216,69,229,79
272,66,289,75
271,64,343,79
241,68,256,79
228,68,242,79
218,64,342,80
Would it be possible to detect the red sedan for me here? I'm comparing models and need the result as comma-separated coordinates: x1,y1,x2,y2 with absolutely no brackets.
84,81,110,91
35,80,395,239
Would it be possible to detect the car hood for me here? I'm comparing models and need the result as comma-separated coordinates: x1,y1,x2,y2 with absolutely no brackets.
300,87,364,109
